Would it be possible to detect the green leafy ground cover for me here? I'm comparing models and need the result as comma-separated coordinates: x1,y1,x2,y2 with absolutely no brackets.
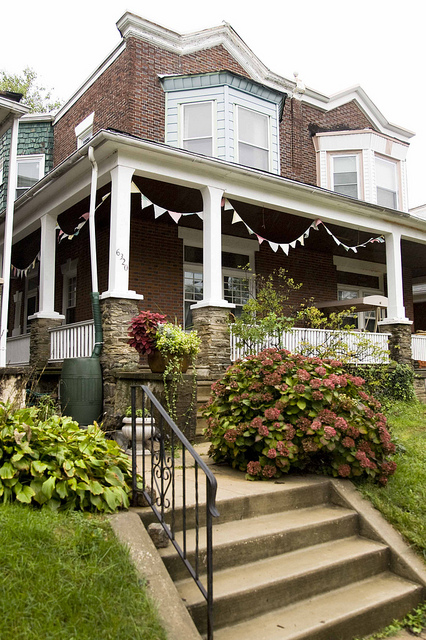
0,505,167,640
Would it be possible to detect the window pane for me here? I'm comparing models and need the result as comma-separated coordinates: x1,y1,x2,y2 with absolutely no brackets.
183,137,212,155
183,102,212,139
377,187,397,209
239,108,268,147
334,156,357,173
334,183,358,198
224,276,249,306
333,156,358,198
376,158,396,190
338,290,359,301
239,142,269,171
17,161,40,189
184,271,203,301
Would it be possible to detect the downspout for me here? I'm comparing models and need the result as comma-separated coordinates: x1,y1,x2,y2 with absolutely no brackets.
87,146,103,357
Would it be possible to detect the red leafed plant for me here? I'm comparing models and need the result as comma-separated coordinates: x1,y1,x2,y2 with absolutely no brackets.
128,311,166,355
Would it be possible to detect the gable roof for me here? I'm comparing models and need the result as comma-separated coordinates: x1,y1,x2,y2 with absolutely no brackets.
54,12,414,144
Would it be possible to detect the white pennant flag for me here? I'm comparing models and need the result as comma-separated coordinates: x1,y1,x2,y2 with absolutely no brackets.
281,244,289,255
131,182,141,193
223,199,234,211
290,240,297,249
269,241,279,252
298,235,305,246
232,212,243,224
154,205,167,219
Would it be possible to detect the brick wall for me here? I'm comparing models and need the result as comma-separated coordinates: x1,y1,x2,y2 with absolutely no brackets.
54,35,375,180
255,243,338,310
53,40,247,165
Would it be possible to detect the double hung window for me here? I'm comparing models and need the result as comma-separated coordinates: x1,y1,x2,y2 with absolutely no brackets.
237,106,270,171
332,155,358,198
181,102,213,156
376,156,398,209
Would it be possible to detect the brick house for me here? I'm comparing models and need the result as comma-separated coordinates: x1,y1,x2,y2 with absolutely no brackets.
2,12,426,421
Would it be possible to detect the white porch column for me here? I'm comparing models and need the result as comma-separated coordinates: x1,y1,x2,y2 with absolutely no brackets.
30,213,63,320
100,164,142,300
192,185,234,309
380,229,410,324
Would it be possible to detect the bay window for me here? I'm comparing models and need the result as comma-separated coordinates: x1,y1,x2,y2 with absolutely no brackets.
376,156,398,209
181,101,214,156
332,155,359,198
237,106,270,171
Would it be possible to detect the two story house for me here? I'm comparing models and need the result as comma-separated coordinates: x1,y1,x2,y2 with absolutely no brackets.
2,11,426,418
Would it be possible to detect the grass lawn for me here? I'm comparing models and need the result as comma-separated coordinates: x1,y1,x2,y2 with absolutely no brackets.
357,400,426,561
0,504,167,640
354,400,426,639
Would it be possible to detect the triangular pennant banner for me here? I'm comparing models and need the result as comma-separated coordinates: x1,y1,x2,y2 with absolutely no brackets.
281,244,289,255
269,241,279,252
154,205,167,219
168,211,182,223
223,199,234,211
131,181,141,193
256,234,264,245
232,212,243,224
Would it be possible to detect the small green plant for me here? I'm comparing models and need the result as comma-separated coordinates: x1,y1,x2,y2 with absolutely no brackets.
355,363,415,403
203,349,397,484
124,406,151,418
0,403,135,512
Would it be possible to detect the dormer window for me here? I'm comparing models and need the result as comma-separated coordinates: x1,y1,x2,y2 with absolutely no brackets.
237,106,270,171
161,71,285,174
375,156,398,209
332,155,359,198
181,101,214,155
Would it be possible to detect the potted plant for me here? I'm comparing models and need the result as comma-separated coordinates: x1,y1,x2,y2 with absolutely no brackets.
128,310,167,359
121,406,155,453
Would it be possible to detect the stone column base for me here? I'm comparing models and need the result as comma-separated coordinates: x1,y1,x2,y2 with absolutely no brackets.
378,322,413,366
29,317,63,369
192,306,232,380
100,297,140,427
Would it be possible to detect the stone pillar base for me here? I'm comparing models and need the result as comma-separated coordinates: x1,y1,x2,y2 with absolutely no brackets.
379,322,413,366
29,317,63,368
100,297,140,427
192,306,232,380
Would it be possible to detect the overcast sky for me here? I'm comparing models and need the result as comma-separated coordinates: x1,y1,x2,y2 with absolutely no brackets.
2,0,425,207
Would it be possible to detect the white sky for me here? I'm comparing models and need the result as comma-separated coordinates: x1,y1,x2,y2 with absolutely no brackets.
2,0,425,207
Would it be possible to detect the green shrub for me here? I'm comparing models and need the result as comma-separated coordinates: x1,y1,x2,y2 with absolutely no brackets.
354,363,415,403
203,349,397,484
0,403,134,512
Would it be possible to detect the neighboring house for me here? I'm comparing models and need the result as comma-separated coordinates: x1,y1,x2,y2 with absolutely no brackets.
2,12,426,418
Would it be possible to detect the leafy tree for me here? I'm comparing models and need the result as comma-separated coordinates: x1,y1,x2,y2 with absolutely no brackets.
0,67,61,113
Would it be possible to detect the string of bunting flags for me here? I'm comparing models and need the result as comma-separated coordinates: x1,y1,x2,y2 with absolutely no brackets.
11,252,40,278
56,193,111,243
139,187,385,254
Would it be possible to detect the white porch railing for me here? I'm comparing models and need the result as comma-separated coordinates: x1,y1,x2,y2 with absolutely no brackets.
6,334,31,365
412,334,426,362
49,320,95,361
230,326,390,364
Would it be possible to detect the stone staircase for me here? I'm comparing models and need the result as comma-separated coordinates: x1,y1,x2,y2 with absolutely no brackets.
144,475,425,640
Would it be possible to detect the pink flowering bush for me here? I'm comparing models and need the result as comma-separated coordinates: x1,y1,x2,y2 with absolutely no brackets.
203,349,396,485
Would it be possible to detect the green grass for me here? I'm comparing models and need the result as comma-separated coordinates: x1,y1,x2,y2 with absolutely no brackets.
354,400,426,639
356,400,426,561
0,504,167,640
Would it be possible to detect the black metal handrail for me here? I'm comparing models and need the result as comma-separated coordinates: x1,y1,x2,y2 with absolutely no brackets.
130,384,219,640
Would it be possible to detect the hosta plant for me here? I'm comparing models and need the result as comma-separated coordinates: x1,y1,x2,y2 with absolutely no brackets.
203,349,396,484
0,403,135,512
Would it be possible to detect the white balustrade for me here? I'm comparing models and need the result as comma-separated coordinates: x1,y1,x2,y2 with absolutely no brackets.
230,326,390,364
49,320,95,361
6,334,31,365
411,334,426,362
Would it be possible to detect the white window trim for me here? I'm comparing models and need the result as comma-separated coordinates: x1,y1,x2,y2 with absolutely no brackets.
16,154,45,198
61,258,78,323
235,104,271,172
337,284,385,331
178,100,217,157
330,153,361,199
23,265,39,333
374,154,400,210
75,112,94,148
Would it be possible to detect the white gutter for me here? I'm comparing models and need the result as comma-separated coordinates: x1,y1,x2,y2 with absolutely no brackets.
88,146,99,293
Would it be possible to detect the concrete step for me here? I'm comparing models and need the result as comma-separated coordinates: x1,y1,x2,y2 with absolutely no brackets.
141,476,332,532
160,503,358,581
212,572,423,640
177,536,390,634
